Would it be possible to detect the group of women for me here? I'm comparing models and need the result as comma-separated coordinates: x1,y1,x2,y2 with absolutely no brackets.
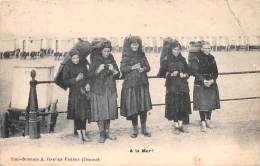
60,36,220,143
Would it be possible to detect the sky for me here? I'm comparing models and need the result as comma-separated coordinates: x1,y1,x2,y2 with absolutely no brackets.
0,0,260,38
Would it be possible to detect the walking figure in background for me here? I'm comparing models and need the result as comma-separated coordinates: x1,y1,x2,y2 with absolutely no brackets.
63,50,91,143
120,36,153,138
158,38,191,135
189,41,220,132
89,39,120,143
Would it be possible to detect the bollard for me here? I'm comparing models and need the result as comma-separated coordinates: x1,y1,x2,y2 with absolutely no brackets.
28,70,41,139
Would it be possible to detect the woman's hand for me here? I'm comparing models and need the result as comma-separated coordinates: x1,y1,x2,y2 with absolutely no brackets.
108,64,114,71
208,79,215,86
76,73,84,82
171,71,179,77
204,80,211,87
85,83,90,92
131,63,141,70
96,64,105,73
138,68,145,73
180,72,188,78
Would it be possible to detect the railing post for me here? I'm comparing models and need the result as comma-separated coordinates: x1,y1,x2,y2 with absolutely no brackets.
28,70,40,139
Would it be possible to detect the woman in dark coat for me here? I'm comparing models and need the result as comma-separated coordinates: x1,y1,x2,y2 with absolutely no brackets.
63,49,91,143
120,36,153,138
89,39,120,143
158,39,191,135
189,41,220,132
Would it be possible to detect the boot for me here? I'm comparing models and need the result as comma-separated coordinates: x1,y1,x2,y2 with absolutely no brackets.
74,121,78,135
183,115,190,124
140,113,151,137
178,121,189,133
83,130,92,142
105,120,116,140
141,123,151,137
174,122,180,135
206,120,213,129
97,121,106,143
77,130,85,144
98,131,106,143
130,125,139,138
201,121,207,132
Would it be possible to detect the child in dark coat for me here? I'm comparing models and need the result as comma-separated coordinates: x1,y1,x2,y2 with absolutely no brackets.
158,39,191,134
63,50,91,143
120,36,153,138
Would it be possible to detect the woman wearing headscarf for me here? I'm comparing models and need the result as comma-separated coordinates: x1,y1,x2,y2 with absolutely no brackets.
62,49,91,143
189,41,220,132
120,35,153,138
157,38,191,134
88,38,120,143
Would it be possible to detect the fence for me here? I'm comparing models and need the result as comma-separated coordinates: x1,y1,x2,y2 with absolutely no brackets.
1,36,260,53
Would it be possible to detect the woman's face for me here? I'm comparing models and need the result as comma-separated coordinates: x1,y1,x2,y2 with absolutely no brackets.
201,44,211,55
172,46,180,57
102,47,111,58
71,54,80,64
130,42,139,52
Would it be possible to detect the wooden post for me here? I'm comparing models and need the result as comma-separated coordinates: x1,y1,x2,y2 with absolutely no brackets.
28,70,40,139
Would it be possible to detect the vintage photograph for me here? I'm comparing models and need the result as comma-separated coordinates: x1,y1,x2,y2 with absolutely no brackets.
0,0,260,165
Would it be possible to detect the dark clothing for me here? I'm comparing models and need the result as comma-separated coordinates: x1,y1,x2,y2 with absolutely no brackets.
158,53,190,93
193,84,220,110
63,60,91,120
54,39,91,90
90,88,118,122
74,119,86,130
172,108,186,123
165,92,191,121
120,52,150,88
190,52,219,86
55,54,72,90
120,52,152,119
88,54,120,95
199,111,212,121
88,53,119,122
158,53,191,121
120,85,152,120
189,51,220,111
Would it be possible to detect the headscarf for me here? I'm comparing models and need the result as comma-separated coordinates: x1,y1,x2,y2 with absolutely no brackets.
188,40,205,53
54,38,91,90
90,38,115,78
121,35,145,65
70,38,92,59
122,35,143,57
157,37,182,77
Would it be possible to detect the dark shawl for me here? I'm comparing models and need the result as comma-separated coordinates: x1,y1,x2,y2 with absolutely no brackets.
88,38,120,95
54,39,91,90
120,36,150,88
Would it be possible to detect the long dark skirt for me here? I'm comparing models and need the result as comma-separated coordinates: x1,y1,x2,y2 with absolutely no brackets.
120,85,152,120
90,88,118,122
193,83,220,111
67,91,91,121
165,92,191,120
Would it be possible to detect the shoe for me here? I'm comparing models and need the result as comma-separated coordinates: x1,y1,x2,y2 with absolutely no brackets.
174,127,180,135
130,126,138,138
98,131,106,143
206,120,213,129
106,132,117,140
179,126,189,133
83,130,92,142
201,121,207,132
77,130,86,144
141,123,151,137
74,129,78,135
